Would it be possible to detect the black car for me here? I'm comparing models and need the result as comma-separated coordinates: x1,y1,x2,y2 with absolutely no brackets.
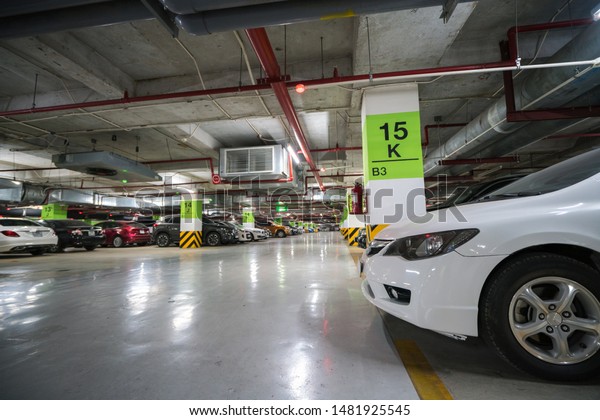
38,219,105,252
152,215,238,247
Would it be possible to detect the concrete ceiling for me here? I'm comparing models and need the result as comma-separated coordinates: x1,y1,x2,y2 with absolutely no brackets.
1,0,600,216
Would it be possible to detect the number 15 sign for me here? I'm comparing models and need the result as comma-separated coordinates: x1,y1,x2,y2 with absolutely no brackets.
362,111,423,183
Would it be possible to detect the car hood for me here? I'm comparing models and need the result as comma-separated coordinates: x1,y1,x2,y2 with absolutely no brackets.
372,176,600,257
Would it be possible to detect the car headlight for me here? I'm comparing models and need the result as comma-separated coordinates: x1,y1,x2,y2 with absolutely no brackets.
383,229,479,260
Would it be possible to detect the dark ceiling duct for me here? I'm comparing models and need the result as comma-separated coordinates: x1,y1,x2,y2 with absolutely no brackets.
423,21,600,176
175,0,467,36
158,0,287,14
0,0,113,18
0,0,153,39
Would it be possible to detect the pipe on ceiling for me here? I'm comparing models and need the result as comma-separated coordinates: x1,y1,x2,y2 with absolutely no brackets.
0,0,154,39
245,27,324,191
175,0,465,35
423,19,600,176
159,0,288,15
0,0,113,18
0,0,467,39
437,157,519,166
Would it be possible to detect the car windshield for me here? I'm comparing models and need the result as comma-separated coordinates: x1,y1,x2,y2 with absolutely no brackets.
484,148,600,199
124,222,146,228
48,220,91,227
0,219,41,227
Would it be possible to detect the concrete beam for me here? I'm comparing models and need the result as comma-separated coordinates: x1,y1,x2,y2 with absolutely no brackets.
4,34,136,98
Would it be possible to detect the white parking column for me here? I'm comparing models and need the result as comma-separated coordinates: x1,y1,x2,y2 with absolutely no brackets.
179,194,202,248
361,84,425,242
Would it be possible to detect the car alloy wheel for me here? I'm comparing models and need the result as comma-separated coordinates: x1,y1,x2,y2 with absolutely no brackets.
155,232,170,247
276,230,286,238
205,231,221,246
112,236,124,248
480,252,600,381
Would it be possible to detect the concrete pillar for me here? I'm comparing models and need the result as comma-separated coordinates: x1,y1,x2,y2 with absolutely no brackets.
179,194,202,248
361,84,425,242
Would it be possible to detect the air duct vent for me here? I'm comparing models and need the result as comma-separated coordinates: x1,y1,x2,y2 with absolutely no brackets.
52,151,162,182
219,145,289,180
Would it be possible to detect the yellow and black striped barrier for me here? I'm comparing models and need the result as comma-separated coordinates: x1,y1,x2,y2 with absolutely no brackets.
341,227,361,247
367,224,389,243
179,231,202,248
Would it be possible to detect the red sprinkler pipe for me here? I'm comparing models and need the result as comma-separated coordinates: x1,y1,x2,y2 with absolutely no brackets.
423,123,467,147
504,18,599,122
0,18,592,121
245,27,324,191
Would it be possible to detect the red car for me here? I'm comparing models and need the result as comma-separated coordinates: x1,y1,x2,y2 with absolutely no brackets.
94,221,152,248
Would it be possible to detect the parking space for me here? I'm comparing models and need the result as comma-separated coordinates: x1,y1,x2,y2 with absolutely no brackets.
1,233,418,399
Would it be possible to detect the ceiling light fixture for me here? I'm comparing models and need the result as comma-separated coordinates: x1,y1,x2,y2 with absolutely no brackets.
592,2,600,21
287,145,301,165
295,83,306,94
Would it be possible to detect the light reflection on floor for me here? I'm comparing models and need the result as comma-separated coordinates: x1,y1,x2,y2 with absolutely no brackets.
0,232,417,399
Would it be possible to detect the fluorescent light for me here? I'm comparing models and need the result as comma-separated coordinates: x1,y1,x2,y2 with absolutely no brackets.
287,145,300,165
593,2,600,21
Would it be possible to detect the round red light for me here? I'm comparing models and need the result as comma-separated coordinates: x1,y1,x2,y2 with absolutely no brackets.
295,84,305,94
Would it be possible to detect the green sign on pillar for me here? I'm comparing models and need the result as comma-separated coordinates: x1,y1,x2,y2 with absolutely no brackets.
42,203,68,219
243,209,255,224
274,217,283,225
180,198,202,220
363,111,423,184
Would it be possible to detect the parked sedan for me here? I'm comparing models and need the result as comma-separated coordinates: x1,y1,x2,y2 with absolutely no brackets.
94,221,152,247
361,148,600,381
0,217,57,256
152,216,238,247
238,225,268,241
38,219,105,252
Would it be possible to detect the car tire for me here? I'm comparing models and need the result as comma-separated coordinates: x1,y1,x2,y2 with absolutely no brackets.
49,243,64,253
250,233,256,242
276,230,286,238
155,232,171,247
84,245,97,251
205,231,221,246
112,236,124,248
480,252,600,381
30,249,45,256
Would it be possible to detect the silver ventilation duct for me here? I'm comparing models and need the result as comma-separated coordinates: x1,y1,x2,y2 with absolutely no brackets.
423,21,600,176
52,151,162,183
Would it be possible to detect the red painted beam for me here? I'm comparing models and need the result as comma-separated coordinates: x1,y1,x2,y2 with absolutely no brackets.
245,27,324,191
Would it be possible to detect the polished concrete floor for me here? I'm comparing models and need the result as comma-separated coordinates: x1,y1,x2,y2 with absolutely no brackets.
1,232,417,399
1,232,599,400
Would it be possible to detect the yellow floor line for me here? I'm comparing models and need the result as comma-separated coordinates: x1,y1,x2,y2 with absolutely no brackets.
394,340,453,400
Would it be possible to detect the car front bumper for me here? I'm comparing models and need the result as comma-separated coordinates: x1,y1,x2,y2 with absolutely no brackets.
361,250,505,337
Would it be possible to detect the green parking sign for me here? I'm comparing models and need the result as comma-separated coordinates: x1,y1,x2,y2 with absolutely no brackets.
363,111,423,183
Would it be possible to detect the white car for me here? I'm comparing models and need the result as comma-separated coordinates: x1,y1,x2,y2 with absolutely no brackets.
240,225,269,241
0,217,58,256
361,148,600,381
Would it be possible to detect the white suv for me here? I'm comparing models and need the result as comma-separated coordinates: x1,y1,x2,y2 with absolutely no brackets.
361,148,600,381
